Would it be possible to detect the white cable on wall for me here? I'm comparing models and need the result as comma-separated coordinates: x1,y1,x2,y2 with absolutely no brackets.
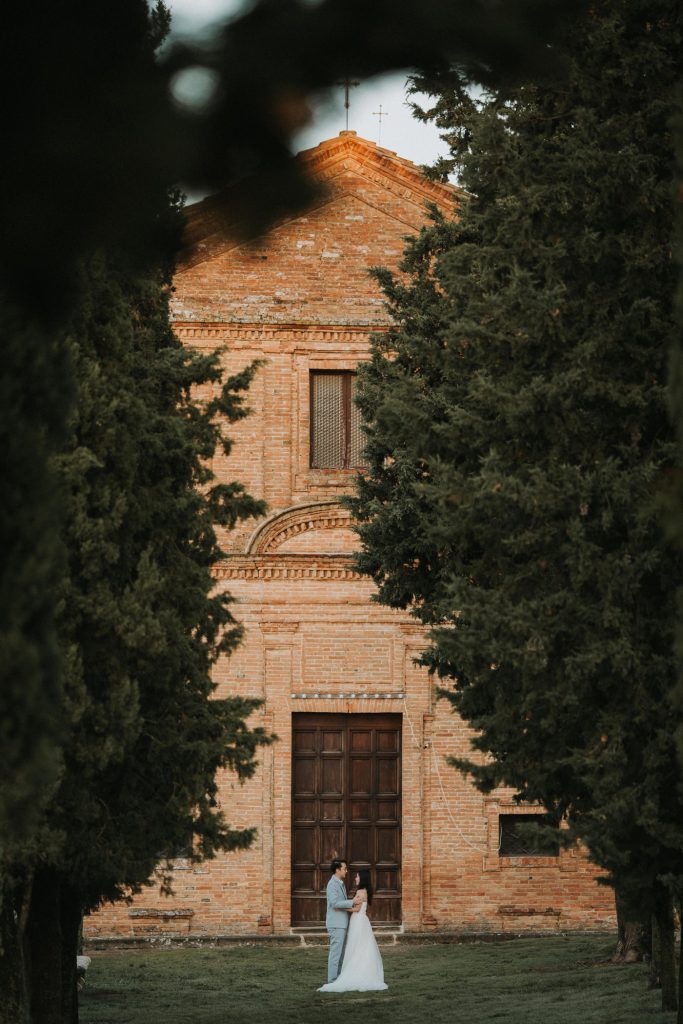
402,696,488,855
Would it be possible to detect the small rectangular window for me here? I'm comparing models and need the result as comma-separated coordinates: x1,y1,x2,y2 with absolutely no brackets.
310,371,365,469
498,814,559,857
156,830,193,860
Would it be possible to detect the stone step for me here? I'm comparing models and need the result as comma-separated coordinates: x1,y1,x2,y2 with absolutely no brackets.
290,923,403,946
291,925,402,934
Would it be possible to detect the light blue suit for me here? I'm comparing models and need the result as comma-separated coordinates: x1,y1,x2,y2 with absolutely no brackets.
325,874,354,982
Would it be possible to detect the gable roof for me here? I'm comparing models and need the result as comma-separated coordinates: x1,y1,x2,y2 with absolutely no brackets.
178,131,463,271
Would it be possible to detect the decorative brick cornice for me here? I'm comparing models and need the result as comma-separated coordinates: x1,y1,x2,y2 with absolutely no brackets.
247,501,354,555
290,691,405,700
171,322,387,346
213,556,363,581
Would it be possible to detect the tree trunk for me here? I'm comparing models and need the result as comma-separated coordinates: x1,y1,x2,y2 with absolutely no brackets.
0,879,30,1024
613,888,649,963
649,911,662,989
678,901,683,1024
26,866,64,1024
59,883,81,1024
653,887,677,1013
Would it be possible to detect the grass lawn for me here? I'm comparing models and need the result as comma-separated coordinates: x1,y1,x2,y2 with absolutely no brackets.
79,935,676,1024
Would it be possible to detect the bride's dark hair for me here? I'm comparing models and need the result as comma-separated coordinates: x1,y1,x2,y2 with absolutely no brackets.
357,868,373,905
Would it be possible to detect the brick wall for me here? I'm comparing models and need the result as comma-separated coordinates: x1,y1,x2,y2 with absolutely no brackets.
85,133,615,941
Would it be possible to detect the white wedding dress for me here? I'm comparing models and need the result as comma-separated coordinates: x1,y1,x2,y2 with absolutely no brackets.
318,902,388,992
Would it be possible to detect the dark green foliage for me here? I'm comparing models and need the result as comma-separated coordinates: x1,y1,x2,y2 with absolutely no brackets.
669,77,683,1020
7,230,273,1024
671,84,683,763
50,242,271,907
0,307,67,844
351,0,683,924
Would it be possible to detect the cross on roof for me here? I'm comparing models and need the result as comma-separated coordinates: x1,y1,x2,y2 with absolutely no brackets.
372,103,389,145
336,77,360,130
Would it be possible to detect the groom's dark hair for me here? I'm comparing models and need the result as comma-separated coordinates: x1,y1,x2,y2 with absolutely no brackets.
330,858,346,874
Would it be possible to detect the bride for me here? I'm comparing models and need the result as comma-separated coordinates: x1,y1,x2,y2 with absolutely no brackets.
318,869,388,993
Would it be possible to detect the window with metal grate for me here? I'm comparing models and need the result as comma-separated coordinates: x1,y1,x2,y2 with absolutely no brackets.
498,814,560,857
310,371,365,469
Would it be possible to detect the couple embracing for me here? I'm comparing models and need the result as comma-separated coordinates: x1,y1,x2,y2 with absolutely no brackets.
318,858,388,993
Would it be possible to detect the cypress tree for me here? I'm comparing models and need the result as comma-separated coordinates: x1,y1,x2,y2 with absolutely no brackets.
0,309,67,835
7,234,271,1024
669,65,683,1024
351,2,683,1011
0,307,70,1024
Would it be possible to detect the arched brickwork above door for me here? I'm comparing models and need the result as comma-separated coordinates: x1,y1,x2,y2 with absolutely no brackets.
246,502,358,556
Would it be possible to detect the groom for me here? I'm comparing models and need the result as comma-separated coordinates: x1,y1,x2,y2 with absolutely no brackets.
325,858,360,983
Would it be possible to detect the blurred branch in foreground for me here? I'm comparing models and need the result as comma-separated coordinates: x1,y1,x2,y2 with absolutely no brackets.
0,0,580,318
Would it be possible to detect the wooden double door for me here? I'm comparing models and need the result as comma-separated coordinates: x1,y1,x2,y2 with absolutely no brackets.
291,713,401,925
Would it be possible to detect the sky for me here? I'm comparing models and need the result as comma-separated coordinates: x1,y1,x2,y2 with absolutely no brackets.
166,0,452,170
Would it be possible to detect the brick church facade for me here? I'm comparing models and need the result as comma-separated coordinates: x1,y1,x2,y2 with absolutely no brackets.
86,132,615,940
